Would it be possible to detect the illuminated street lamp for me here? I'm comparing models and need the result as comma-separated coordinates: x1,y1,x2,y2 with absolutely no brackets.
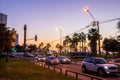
84,7,101,56
84,8,95,21
56,27,62,55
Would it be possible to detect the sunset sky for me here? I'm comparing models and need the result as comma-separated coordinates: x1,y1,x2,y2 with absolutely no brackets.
0,0,120,47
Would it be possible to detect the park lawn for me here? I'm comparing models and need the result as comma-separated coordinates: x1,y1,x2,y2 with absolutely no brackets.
0,59,75,80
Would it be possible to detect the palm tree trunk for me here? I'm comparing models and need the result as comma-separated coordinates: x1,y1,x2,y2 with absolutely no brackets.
80,42,82,52
82,41,84,52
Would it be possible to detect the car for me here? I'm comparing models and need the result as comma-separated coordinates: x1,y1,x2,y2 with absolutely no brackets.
45,56,59,65
58,56,71,64
23,53,35,57
81,57,118,76
36,55,46,62
46,53,52,57
109,58,120,71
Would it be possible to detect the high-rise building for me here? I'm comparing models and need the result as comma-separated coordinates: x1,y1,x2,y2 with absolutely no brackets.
0,13,7,27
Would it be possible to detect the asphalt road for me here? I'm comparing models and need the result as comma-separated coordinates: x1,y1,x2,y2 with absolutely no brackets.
56,63,120,80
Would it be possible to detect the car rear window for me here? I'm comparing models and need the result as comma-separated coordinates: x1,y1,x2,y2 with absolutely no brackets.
114,60,120,63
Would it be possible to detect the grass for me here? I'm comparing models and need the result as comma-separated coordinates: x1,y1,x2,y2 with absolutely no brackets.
0,59,75,80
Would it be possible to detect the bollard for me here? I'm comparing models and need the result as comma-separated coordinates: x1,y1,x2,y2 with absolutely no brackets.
65,70,67,76
76,73,78,80
60,68,62,74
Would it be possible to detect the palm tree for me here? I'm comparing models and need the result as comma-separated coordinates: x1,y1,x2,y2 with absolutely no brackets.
42,43,51,55
79,32,86,52
43,43,51,52
78,33,82,52
56,43,63,56
63,36,72,52
38,42,43,51
88,28,99,56
46,43,51,51
72,33,79,51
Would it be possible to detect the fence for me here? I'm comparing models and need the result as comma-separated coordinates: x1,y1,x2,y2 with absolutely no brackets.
36,62,104,80
65,70,103,80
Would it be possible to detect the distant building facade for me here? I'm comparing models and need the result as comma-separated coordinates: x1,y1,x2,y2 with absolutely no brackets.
11,28,19,48
15,34,19,46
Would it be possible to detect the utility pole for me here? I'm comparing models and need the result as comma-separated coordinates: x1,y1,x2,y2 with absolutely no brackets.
97,21,101,56
84,8,101,56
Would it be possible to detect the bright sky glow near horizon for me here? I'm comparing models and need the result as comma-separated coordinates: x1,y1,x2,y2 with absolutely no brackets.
0,0,120,46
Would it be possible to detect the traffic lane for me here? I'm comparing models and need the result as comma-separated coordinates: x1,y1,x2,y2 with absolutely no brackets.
57,63,120,80
57,64,103,80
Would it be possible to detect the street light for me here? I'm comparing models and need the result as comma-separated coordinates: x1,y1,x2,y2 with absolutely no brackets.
56,27,62,56
84,8,95,21
84,7,101,56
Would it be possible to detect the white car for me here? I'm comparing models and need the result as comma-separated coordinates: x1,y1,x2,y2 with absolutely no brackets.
81,57,118,76
36,55,46,62
58,56,71,64
45,56,59,65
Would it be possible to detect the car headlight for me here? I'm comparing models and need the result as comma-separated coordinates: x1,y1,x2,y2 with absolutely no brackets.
63,59,66,61
104,66,109,70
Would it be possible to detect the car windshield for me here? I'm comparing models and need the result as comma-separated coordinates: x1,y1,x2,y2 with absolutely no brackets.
61,57,67,59
38,55,43,57
94,58,107,64
38,56,43,58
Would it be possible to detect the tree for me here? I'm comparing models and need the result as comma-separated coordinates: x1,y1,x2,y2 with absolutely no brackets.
42,43,51,54
46,43,51,52
63,35,72,52
102,38,110,55
78,33,82,52
56,43,63,56
79,32,86,52
103,37,118,57
72,33,79,51
38,42,44,51
88,28,99,56
117,21,120,42
15,45,24,52
28,44,37,53
0,24,13,62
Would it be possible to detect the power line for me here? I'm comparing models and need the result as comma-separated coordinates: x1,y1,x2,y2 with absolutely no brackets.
49,25,90,43
99,18,120,24
49,17,120,44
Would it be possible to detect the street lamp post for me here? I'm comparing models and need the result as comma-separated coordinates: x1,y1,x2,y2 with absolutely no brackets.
56,28,62,56
84,8,101,56
24,24,27,54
